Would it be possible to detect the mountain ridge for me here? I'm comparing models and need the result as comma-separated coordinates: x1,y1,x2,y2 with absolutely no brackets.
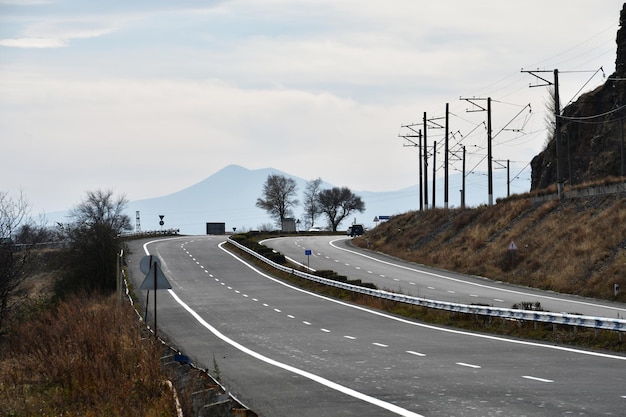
124,164,523,235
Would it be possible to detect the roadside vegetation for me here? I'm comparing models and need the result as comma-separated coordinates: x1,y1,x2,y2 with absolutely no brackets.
0,189,179,416
0,285,176,416
352,190,626,302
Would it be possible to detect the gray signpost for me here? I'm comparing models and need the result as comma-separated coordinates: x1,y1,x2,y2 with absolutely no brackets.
139,255,172,338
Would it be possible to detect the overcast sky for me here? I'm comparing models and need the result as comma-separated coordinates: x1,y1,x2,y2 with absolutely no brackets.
1,0,623,217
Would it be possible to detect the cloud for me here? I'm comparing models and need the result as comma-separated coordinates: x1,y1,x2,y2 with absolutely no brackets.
0,0,622,218
0,37,65,48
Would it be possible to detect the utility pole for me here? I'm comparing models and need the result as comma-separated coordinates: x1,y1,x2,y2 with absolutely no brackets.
487,97,493,206
461,145,466,208
460,96,493,205
399,124,423,211
522,68,563,199
507,159,510,197
432,140,436,207
423,112,429,209
444,103,449,209
419,129,423,210
423,112,445,209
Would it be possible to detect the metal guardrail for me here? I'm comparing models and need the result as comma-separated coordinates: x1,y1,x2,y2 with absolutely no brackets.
228,238,626,333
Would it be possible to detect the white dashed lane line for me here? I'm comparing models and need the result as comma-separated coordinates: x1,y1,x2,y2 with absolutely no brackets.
181,242,571,390
456,362,481,369
522,375,554,383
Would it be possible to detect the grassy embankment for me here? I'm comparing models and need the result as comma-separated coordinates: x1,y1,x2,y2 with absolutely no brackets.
0,249,178,417
353,191,626,301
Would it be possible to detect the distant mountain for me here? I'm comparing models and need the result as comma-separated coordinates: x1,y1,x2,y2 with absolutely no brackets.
125,164,529,235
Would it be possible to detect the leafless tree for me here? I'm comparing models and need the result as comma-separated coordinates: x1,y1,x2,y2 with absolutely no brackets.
256,174,299,227
0,191,30,330
302,177,323,229
61,190,131,293
544,86,559,149
318,187,365,232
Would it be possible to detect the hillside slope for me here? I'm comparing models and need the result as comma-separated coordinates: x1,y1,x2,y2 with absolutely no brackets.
353,190,626,302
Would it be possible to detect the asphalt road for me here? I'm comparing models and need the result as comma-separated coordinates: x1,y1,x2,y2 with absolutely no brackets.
262,235,626,319
126,235,626,417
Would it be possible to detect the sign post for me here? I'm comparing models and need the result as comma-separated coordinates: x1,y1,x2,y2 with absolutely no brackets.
507,240,518,268
139,255,172,338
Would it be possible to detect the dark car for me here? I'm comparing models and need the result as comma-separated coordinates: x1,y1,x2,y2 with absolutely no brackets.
348,224,364,237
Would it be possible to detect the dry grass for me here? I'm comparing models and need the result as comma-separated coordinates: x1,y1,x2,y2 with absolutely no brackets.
355,192,626,302
0,292,176,417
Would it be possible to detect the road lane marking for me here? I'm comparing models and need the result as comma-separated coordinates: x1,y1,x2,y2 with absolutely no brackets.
216,239,626,361
456,362,481,369
406,351,426,357
373,342,388,348
303,321,312,325
274,308,281,313
321,328,331,333
327,237,626,314
165,289,425,417
344,335,356,340
522,375,553,383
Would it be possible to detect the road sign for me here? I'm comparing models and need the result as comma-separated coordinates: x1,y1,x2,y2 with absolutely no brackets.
140,255,160,274
378,215,390,220
508,240,518,251
140,257,172,339
140,261,172,290
305,249,312,256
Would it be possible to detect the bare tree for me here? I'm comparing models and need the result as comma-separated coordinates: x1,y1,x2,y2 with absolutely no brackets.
543,85,559,150
69,189,131,234
318,187,365,232
256,174,299,227
60,190,131,293
302,177,323,229
0,191,30,330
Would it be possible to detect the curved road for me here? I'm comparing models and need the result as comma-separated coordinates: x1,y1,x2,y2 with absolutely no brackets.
127,236,626,417
263,235,626,319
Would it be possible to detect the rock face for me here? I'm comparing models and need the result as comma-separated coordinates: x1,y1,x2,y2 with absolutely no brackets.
531,3,626,190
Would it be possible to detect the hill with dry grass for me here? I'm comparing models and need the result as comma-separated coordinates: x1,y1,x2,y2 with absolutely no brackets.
352,189,626,302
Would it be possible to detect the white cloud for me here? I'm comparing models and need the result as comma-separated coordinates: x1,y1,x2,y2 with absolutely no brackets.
0,37,65,48
0,0,623,219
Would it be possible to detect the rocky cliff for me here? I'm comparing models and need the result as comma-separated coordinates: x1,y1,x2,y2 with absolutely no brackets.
531,3,626,190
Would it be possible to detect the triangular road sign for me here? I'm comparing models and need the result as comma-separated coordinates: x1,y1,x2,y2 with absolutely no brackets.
140,255,160,275
140,261,172,290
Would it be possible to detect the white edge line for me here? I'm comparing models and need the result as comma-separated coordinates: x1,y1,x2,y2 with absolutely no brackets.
225,239,626,361
143,238,424,417
324,237,626,314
